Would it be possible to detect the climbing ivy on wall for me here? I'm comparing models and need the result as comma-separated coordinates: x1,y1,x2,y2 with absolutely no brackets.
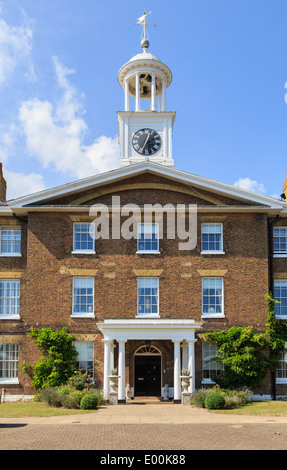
21,327,78,391
203,295,287,390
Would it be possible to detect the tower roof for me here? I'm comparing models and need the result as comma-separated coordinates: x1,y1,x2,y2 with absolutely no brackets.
118,50,172,89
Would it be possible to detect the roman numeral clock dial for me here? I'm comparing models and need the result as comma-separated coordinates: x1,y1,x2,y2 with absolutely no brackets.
132,128,161,156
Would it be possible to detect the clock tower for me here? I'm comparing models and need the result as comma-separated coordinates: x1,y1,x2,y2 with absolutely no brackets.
117,12,176,168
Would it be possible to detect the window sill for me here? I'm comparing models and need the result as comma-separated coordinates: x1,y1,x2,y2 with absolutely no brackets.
0,315,20,320
71,314,95,319
276,379,287,384
201,314,225,319
0,254,21,257
71,251,96,255
275,315,287,320
273,253,287,258
136,314,160,319
201,379,216,385
0,379,19,385
136,251,161,255
201,251,225,255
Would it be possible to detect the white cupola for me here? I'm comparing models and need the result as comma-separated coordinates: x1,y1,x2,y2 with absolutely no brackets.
117,12,176,167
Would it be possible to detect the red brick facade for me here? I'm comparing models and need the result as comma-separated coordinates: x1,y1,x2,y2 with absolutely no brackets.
0,168,286,400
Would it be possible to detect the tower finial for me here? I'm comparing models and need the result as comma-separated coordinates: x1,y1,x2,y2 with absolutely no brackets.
134,10,156,51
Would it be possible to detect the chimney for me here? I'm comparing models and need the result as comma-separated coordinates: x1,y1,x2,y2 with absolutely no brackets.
0,163,7,202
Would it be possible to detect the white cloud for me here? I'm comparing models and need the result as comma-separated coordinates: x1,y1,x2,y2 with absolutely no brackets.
233,177,266,194
0,11,35,85
5,169,46,200
19,56,120,179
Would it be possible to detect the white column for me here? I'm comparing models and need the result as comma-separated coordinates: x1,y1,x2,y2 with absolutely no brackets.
187,339,196,393
103,339,112,399
135,73,140,111
151,73,156,111
110,341,115,371
118,340,127,402
161,79,166,111
172,339,182,402
124,79,129,111
182,341,188,370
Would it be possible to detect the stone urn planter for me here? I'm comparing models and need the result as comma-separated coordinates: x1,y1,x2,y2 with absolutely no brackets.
180,375,192,392
108,375,120,393
180,375,192,405
108,372,120,405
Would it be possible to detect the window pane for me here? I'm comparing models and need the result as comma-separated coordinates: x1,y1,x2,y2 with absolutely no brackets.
202,342,223,381
137,224,159,252
201,224,222,251
0,343,19,379
73,278,94,314
276,344,287,380
74,341,94,380
0,280,20,316
202,278,223,315
273,227,287,253
73,223,94,251
274,280,287,316
137,277,159,315
1,229,21,254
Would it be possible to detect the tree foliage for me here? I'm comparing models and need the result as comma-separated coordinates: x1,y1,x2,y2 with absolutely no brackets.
21,327,78,390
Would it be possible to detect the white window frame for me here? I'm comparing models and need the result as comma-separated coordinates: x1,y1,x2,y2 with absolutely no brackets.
74,341,94,382
201,223,224,254
136,223,160,254
276,342,287,384
273,227,287,257
137,277,159,318
202,341,224,384
202,277,224,318
0,343,19,384
0,227,21,257
0,279,20,320
274,280,287,320
72,222,95,254
72,277,94,318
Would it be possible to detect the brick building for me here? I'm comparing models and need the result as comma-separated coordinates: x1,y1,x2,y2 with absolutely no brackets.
1,17,287,402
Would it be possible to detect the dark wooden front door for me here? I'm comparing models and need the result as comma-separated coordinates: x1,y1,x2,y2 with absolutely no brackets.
135,355,161,396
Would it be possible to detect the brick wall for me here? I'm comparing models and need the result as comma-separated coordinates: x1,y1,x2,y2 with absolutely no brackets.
0,181,276,396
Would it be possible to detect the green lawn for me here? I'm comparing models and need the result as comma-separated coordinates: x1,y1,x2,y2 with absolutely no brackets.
213,400,287,416
0,400,287,418
0,401,97,418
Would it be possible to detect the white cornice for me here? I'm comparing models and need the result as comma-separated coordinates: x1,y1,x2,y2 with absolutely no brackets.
4,162,285,213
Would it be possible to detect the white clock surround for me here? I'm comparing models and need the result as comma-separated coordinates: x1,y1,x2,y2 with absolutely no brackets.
117,47,176,167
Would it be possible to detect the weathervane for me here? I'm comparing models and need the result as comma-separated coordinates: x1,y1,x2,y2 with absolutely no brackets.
134,10,156,50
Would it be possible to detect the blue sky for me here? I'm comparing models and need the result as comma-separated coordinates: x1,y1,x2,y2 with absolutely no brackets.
1,0,287,200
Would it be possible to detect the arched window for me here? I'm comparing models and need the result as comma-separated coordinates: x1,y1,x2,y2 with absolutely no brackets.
134,345,161,355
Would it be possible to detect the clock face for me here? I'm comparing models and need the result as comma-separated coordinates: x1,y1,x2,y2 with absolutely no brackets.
132,128,161,156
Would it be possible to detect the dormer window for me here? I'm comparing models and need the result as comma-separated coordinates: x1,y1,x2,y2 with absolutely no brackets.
137,223,159,254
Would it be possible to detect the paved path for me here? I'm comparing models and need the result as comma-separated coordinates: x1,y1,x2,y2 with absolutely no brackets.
0,403,286,451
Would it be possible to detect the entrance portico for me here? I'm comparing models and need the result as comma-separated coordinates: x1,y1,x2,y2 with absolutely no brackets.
97,319,202,403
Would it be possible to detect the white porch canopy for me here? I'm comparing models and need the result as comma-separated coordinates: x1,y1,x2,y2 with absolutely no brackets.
96,318,202,402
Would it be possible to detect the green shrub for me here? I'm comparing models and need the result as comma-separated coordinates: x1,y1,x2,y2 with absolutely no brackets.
191,388,213,408
80,393,98,410
221,389,251,409
205,392,225,410
36,387,59,405
62,390,85,409
67,371,91,391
